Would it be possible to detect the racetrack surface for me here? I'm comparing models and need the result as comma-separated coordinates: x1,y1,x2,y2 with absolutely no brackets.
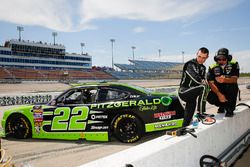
1,78,250,167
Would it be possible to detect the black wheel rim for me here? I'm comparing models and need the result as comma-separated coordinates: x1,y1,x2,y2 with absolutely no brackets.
9,116,30,138
117,118,139,141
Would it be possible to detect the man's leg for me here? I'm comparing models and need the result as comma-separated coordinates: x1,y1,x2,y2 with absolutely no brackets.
207,91,225,113
217,106,225,113
182,102,197,127
179,85,205,127
197,85,208,114
224,85,239,117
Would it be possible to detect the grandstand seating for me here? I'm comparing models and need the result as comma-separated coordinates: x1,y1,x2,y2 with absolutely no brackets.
115,64,138,71
107,71,146,80
115,60,182,71
0,67,115,82
0,59,183,81
0,67,11,78
110,60,183,79
93,70,115,80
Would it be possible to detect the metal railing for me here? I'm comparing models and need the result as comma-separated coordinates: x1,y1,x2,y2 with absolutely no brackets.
0,94,52,106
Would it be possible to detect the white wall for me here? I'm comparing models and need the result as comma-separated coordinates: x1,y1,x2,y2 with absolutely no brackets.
80,102,250,167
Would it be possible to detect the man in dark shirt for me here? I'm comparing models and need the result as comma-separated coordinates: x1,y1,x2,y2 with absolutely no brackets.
179,47,209,127
207,48,239,117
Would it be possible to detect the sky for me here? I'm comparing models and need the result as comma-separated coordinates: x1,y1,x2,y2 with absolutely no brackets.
0,0,250,72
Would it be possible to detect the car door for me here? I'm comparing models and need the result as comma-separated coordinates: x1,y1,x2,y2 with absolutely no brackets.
42,87,97,133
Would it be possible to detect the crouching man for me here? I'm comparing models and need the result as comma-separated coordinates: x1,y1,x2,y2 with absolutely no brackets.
207,48,240,117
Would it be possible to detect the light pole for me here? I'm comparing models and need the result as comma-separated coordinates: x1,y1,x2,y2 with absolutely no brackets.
80,43,85,55
110,39,115,69
131,46,136,61
158,49,161,59
52,32,58,45
182,51,185,63
17,26,24,41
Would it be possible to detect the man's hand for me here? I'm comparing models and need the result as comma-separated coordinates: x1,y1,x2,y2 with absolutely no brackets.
201,79,208,85
217,92,227,102
216,75,238,84
215,75,225,83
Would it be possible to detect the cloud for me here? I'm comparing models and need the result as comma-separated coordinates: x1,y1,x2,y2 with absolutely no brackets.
0,0,75,31
0,0,243,32
79,0,242,25
133,26,145,33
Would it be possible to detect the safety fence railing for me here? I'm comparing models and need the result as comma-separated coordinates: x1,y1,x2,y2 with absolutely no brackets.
0,94,52,106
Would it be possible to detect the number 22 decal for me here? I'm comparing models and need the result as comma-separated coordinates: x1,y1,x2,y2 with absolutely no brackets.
51,106,89,131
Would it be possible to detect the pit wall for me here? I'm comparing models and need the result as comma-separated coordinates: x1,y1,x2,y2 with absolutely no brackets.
80,101,250,167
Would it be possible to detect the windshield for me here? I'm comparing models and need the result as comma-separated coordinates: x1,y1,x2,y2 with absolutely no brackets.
126,83,152,95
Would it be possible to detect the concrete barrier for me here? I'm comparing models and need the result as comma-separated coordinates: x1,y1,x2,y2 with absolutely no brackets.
80,101,250,167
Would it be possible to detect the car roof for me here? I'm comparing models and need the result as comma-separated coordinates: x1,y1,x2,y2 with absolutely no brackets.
71,81,125,87
70,81,149,94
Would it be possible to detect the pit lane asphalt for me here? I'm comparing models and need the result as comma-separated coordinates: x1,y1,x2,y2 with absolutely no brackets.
0,79,250,167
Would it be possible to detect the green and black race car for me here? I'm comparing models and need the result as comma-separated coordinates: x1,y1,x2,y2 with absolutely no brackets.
1,82,184,143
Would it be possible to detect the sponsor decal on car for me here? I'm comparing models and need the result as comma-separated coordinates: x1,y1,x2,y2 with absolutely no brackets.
90,98,161,109
145,119,183,132
129,95,140,98
90,114,108,120
90,126,109,130
33,105,43,134
154,111,176,120
139,105,157,111
154,122,177,128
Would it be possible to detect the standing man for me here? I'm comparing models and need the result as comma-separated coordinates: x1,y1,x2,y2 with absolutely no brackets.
179,47,209,127
207,48,239,117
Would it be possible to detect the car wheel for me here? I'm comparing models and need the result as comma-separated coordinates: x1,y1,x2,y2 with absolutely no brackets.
112,114,143,143
6,114,32,139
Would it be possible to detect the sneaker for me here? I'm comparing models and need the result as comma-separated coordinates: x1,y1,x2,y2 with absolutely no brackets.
225,112,234,117
202,113,215,117
225,107,234,117
217,107,225,113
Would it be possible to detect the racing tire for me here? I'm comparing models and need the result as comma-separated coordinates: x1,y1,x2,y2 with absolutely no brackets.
112,114,143,143
201,117,216,125
6,114,32,139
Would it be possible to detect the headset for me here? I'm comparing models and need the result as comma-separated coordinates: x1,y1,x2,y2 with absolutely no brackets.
214,48,232,62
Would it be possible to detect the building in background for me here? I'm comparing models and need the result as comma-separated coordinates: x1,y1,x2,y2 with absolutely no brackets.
0,39,92,70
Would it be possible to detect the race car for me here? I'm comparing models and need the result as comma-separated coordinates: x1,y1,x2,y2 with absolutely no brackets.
1,82,184,143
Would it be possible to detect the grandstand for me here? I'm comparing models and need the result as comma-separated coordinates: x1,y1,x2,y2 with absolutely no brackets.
108,59,183,79
0,39,92,70
0,39,115,82
0,66,114,83
0,37,184,82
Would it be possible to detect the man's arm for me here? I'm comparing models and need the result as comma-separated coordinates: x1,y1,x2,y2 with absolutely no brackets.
185,62,204,84
208,81,227,102
216,61,240,84
215,75,238,84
